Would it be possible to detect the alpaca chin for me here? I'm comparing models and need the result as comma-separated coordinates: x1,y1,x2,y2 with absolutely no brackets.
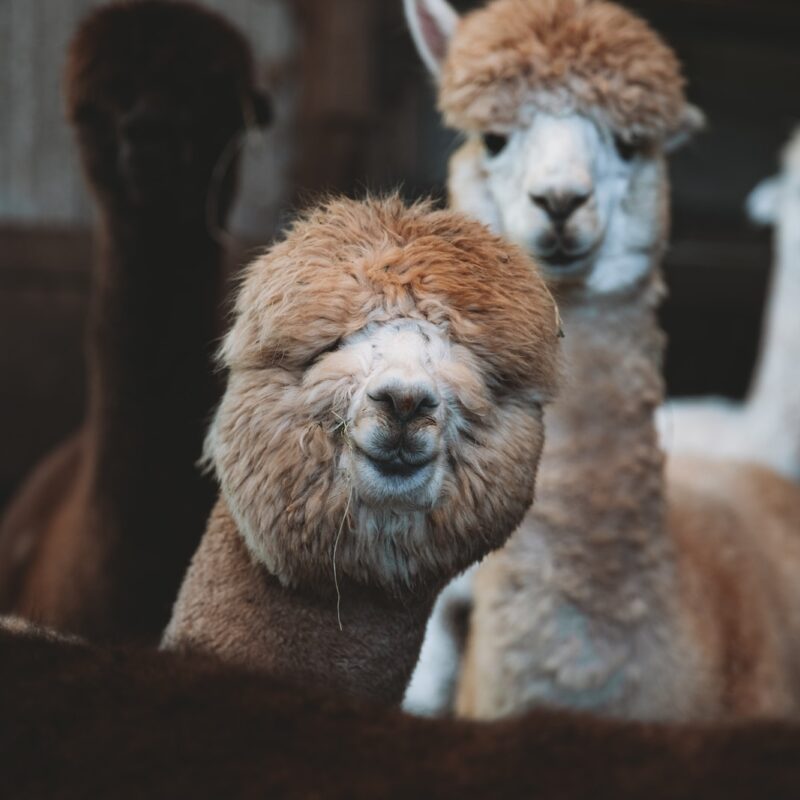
352,507,431,586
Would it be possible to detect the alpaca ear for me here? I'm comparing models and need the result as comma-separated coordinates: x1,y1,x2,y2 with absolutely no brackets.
404,0,460,77
746,176,782,226
664,104,706,153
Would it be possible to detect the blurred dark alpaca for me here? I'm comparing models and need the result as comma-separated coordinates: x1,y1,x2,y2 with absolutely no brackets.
0,0,271,641
1,623,800,799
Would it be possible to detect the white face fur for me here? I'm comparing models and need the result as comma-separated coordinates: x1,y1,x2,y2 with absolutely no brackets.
306,317,487,514
456,112,667,294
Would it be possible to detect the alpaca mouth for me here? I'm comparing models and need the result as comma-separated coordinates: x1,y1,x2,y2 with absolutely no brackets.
365,453,435,479
534,241,598,280
530,231,598,277
539,251,592,277
352,447,441,508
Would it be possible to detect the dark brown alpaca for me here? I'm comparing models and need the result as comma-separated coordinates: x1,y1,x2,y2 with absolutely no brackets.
0,1,271,641
2,625,800,799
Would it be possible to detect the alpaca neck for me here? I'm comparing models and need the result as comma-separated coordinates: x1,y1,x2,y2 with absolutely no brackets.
84,212,222,525
163,500,439,705
539,276,671,613
493,270,680,715
253,564,437,705
746,212,800,477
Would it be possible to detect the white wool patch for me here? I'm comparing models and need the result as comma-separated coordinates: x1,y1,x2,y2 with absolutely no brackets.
404,565,476,715
747,176,782,226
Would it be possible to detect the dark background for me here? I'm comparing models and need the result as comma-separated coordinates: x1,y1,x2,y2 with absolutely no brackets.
2,0,799,510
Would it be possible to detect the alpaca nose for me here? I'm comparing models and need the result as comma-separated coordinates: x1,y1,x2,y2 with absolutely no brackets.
529,190,591,223
368,378,440,424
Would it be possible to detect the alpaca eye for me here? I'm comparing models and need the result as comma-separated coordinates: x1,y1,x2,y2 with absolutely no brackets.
614,135,647,162
482,132,508,157
305,338,342,367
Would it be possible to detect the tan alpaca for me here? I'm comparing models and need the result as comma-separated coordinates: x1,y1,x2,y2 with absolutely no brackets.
660,129,800,481
405,0,800,721
162,196,561,705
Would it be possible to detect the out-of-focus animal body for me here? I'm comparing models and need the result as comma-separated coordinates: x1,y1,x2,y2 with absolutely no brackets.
0,0,271,641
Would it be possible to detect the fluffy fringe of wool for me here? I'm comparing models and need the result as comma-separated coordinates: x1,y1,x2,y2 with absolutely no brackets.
440,0,688,141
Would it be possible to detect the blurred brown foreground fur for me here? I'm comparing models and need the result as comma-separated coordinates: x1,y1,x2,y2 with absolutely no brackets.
2,623,800,799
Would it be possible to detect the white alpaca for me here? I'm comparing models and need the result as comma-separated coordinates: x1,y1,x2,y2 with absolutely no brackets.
404,0,800,722
659,129,800,480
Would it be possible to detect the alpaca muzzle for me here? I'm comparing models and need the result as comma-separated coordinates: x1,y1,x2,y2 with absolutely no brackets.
349,377,444,509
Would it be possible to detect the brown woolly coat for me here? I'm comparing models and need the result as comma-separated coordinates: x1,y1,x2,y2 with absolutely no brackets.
4,626,800,799
0,1,269,641
163,499,439,705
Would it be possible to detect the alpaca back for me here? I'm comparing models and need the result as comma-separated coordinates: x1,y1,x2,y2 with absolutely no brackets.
667,456,800,716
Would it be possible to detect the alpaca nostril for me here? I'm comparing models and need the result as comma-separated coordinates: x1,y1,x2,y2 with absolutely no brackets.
368,383,440,423
530,191,592,222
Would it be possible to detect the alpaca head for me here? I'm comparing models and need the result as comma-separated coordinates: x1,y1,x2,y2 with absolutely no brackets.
406,0,704,294
747,128,800,231
65,0,271,223
205,196,561,596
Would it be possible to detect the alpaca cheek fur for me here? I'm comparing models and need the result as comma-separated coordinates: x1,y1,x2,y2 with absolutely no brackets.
210,372,345,585
210,334,546,593
584,158,668,294
437,402,545,554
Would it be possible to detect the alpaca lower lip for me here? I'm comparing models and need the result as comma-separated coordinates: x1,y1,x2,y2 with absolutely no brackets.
545,250,583,267
365,454,434,479
533,232,598,268
352,449,439,506
539,241,593,264
536,248,595,279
